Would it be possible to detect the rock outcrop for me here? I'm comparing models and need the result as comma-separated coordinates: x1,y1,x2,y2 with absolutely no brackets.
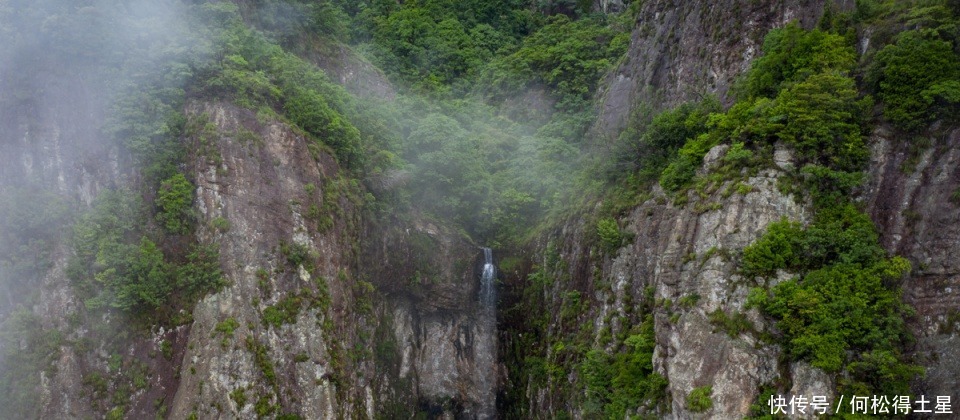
168,101,370,418
512,146,822,418
592,0,833,140
362,216,499,418
864,126,960,400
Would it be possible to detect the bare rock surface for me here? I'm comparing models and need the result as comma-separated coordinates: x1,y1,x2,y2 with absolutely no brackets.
864,127,960,399
592,0,833,141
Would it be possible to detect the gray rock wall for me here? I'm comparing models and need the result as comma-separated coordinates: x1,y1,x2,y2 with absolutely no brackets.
864,126,960,400
361,217,499,418
592,0,831,141
521,146,824,418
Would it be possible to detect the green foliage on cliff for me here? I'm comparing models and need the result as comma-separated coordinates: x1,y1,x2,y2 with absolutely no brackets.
732,20,922,393
613,98,718,190
740,219,805,278
197,3,368,169
343,0,536,91
0,309,64,418
611,19,871,200
871,29,960,131
596,217,624,254
580,317,668,418
686,386,713,413
738,23,856,99
67,189,224,319
772,72,872,171
744,204,921,394
480,14,630,110
155,173,195,234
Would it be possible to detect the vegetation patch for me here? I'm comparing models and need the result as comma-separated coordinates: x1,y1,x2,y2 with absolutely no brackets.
686,386,713,413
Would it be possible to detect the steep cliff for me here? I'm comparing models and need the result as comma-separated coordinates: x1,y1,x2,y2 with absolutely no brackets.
5,1,960,419
502,146,820,418
864,126,960,401
504,1,960,418
592,0,835,140
362,216,498,418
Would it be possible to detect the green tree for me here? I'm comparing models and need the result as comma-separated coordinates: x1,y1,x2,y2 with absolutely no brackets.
772,72,871,171
155,173,195,235
739,23,856,99
480,14,629,109
872,29,960,131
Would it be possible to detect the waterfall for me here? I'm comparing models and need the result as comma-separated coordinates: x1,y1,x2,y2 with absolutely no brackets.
479,247,496,310
476,247,497,419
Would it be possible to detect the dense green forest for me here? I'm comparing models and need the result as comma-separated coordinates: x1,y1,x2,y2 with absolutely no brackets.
3,0,960,418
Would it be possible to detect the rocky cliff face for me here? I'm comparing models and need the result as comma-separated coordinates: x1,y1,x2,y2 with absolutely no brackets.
3,92,500,418
361,216,499,418
592,0,834,140
507,146,826,418
0,61,126,419
8,1,960,418
620,164,810,419
506,1,960,417
864,126,960,400
168,101,369,418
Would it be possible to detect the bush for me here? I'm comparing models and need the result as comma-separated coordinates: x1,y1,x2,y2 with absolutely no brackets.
71,190,223,317
613,98,718,180
772,72,871,171
745,204,921,394
686,386,713,413
284,87,362,168
176,245,225,301
155,173,194,234
596,218,624,254
659,155,699,193
741,219,804,278
738,23,856,100
872,30,960,132
722,142,753,166
579,317,667,418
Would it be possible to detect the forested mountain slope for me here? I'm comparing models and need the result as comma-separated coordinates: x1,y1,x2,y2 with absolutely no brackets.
1,1,959,419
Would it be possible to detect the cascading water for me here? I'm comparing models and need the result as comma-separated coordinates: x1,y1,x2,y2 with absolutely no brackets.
480,247,496,311
475,247,497,419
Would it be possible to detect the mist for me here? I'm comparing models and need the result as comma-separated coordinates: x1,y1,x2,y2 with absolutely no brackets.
0,0,206,415
0,0,626,417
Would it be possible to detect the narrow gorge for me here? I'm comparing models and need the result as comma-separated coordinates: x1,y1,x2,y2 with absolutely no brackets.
2,1,960,419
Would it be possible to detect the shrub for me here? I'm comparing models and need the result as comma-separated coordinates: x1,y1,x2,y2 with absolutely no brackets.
596,218,624,254
707,309,754,338
579,317,667,418
211,216,231,232
872,30,960,132
177,244,225,301
279,241,312,268
155,173,194,234
283,87,362,168
261,294,304,328
659,155,699,193
745,204,921,394
613,98,718,180
739,23,856,100
772,72,871,171
722,142,753,166
741,219,804,278
686,386,713,413
215,318,240,338
71,190,223,317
